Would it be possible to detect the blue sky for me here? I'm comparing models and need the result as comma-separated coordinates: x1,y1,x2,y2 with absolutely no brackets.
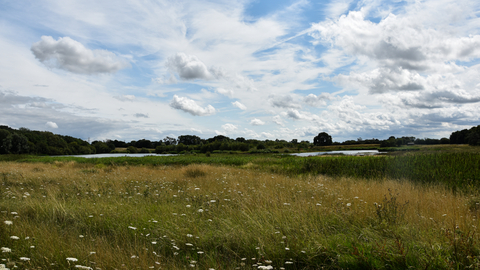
1,0,480,142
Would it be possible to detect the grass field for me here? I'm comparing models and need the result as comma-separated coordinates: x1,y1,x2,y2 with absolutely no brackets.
1,148,480,269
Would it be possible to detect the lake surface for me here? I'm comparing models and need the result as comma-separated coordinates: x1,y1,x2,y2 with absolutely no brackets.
291,150,382,157
67,153,177,158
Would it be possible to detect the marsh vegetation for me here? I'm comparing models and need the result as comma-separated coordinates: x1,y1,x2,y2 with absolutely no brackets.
1,149,480,269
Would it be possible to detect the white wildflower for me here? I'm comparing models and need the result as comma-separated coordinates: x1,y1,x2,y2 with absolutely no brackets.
1,247,11,253
128,226,137,230
4,221,12,226
66,257,78,262
10,236,19,240
20,257,30,261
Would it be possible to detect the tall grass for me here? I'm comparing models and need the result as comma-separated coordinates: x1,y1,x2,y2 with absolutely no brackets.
15,151,480,190
1,161,479,269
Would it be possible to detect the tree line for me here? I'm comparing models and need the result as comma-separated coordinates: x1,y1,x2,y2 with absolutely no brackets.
1,124,479,155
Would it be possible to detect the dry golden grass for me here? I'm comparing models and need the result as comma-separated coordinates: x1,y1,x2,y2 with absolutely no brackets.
1,161,479,269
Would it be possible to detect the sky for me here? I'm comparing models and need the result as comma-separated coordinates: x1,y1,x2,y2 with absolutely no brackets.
1,0,480,143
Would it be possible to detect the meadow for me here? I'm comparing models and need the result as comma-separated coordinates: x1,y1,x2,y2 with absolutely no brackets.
1,148,480,269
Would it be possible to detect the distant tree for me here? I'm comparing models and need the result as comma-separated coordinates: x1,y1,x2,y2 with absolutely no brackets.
380,136,397,147
313,132,332,146
163,136,177,145
135,139,153,149
127,146,138,153
2,133,30,154
0,129,11,154
466,125,480,146
256,143,266,150
235,137,246,143
178,135,201,145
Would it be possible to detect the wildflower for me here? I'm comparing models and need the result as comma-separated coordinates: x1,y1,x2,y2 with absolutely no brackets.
1,247,11,253
4,221,12,226
10,212,17,215
30,246,35,248
210,200,216,203
187,234,193,237
20,257,30,261
152,241,157,244
442,214,447,217
128,226,137,230
197,251,204,254
79,235,84,238
186,205,191,208
198,209,204,213
285,261,293,264
66,258,78,262
346,203,352,207
0,263,10,270
186,243,193,246
10,236,19,240
258,266,273,270
75,267,92,270
285,247,290,251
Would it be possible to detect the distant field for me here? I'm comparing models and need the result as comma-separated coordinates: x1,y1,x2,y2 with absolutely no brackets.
1,147,480,269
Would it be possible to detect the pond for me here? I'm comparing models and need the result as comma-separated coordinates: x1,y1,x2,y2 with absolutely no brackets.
291,150,382,157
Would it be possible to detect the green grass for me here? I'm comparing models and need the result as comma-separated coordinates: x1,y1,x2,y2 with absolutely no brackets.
1,162,479,269
13,148,480,191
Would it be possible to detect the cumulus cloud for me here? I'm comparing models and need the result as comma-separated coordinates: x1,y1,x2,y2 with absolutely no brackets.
269,95,301,109
250,118,265,126
222,123,238,133
169,95,216,116
166,53,257,91
46,121,58,128
232,101,247,110
31,36,128,74
304,93,332,107
272,115,285,126
166,53,215,80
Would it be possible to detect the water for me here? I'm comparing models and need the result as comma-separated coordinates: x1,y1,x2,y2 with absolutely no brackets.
67,153,177,158
291,150,382,157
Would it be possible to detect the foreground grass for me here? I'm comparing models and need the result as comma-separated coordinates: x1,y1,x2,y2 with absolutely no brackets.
1,161,480,269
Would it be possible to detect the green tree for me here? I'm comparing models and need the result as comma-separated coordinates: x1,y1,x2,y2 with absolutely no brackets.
0,129,11,154
313,132,332,146
3,133,30,154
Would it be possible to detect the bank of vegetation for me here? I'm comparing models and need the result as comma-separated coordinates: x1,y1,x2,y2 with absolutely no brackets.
2,124,480,156
1,158,479,269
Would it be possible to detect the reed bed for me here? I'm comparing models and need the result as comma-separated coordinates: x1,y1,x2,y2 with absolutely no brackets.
1,161,479,269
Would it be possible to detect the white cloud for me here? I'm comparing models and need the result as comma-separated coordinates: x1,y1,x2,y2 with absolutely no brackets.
31,36,128,74
269,95,301,109
304,93,332,107
250,118,265,126
232,101,247,110
222,123,238,133
272,115,285,126
169,95,216,116
45,121,58,128
216,88,234,97
166,53,214,80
